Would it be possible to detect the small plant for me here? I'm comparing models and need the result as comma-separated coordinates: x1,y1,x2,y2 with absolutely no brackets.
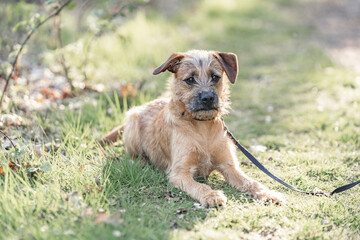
0,0,73,111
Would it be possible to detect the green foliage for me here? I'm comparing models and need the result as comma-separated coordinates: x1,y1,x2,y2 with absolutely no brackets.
25,162,52,173
12,147,27,161
0,2,36,58
66,1,77,11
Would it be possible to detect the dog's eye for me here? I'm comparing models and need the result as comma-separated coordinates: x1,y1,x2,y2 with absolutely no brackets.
184,77,196,85
211,74,220,83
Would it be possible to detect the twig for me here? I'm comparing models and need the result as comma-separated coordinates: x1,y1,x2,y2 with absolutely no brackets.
0,0,73,111
54,13,74,91
0,130,16,148
82,1,144,81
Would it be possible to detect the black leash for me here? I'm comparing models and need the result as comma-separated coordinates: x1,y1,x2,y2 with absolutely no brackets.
222,120,360,196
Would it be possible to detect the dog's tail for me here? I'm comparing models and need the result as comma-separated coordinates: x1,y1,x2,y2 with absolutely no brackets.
98,124,125,147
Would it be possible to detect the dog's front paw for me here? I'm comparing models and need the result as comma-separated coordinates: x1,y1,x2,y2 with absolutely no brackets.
200,190,227,208
254,190,285,204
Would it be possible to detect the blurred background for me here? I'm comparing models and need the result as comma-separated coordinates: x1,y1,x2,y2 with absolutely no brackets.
0,0,359,113
0,0,195,112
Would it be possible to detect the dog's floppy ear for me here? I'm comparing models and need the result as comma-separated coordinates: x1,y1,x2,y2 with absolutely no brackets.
153,53,185,75
213,51,238,84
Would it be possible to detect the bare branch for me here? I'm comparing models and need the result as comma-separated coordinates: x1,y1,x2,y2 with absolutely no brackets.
0,0,73,111
0,130,16,149
82,1,144,82
54,13,74,91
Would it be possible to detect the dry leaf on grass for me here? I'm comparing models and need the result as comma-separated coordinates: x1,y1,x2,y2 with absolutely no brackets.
121,83,137,98
0,162,21,176
41,87,69,101
175,207,187,214
84,185,94,193
9,162,20,172
95,210,123,225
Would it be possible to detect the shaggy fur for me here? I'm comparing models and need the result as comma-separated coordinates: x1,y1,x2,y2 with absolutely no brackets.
99,50,283,207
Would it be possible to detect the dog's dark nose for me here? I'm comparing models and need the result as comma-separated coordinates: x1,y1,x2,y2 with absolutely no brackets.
200,91,215,106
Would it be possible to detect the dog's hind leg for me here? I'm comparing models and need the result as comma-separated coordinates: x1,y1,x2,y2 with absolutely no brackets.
98,124,125,146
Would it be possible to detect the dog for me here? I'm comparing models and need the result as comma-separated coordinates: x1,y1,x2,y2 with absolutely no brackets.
100,50,283,207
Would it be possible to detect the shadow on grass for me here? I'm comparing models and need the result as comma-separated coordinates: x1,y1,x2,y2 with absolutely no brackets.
101,152,253,240
102,153,204,240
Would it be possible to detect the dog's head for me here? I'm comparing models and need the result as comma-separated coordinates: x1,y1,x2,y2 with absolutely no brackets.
153,50,238,121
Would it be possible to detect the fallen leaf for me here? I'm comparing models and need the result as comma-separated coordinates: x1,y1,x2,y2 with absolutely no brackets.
9,162,19,172
84,185,93,193
95,210,123,225
61,86,70,99
121,83,137,98
34,94,45,103
41,88,58,97
95,210,107,223
175,207,187,214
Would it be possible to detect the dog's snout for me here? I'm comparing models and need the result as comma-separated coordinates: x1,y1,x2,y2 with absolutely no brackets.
200,91,215,105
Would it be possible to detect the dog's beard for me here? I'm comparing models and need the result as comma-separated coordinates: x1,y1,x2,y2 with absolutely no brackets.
183,93,222,121
186,100,220,121
190,109,219,121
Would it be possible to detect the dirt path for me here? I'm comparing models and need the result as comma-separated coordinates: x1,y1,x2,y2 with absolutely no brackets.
307,0,360,72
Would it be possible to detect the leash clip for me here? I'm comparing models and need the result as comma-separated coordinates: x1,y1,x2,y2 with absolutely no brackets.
312,192,328,197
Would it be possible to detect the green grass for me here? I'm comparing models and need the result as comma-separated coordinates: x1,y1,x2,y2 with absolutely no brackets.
1,0,360,239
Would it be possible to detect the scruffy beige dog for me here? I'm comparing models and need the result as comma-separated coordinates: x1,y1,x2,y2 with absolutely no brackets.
100,50,283,207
